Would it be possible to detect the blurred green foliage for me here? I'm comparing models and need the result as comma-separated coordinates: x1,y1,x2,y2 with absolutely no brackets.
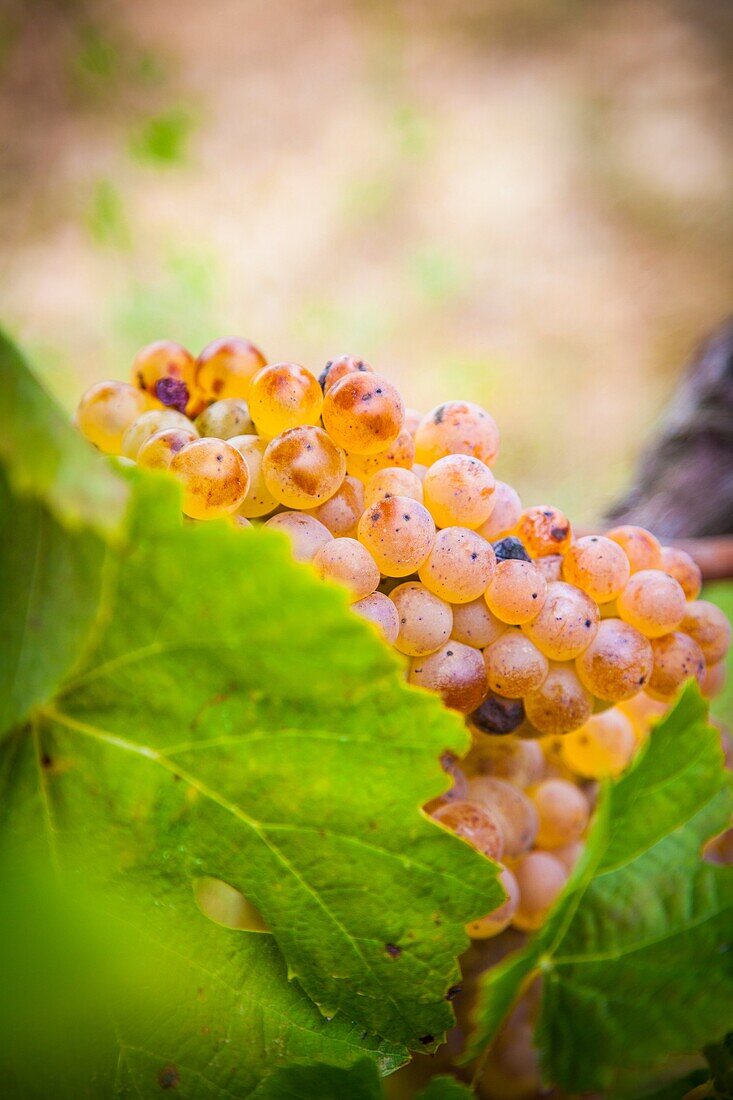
129,106,196,166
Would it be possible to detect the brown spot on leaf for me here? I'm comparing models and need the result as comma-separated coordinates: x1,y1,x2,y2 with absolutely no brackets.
385,942,402,958
157,1065,180,1090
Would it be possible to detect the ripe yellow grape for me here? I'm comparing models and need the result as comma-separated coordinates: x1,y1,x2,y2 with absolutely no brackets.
195,336,267,401
322,373,405,455
467,693,526,736
312,537,380,602
475,480,522,541
516,505,572,557
357,496,436,577
561,708,636,778
391,582,453,656
169,438,250,520
265,512,333,562
562,535,631,603
485,559,548,625
463,733,545,788
346,427,415,480
647,631,706,701
364,467,424,507
307,474,365,536
451,599,506,648
617,569,687,638
466,866,520,939
194,398,255,440
606,524,663,573
422,454,495,529
659,545,702,601
431,799,505,860
121,408,197,459
408,641,488,714
228,435,279,518
466,776,539,857
414,400,500,467
528,778,589,848
319,354,373,394
524,662,593,736
575,617,654,701
701,659,727,700
248,363,323,437
352,591,400,644
522,581,600,660
77,380,154,455
484,631,549,698
136,427,198,470
419,527,496,603
131,339,199,415
512,851,568,931
680,600,732,664
262,426,346,509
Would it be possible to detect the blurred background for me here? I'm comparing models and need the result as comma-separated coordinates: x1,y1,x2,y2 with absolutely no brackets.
1,0,732,524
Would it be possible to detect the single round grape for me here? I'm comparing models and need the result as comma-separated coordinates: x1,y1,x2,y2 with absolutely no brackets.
476,480,522,541
312,537,380,602
77,380,154,455
484,560,548,625
467,694,525,736
346,427,415,480
194,398,255,440
466,776,538,857
617,569,687,638
647,631,706,701
408,642,488,714
680,600,732,665
248,362,323,437
169,438,250,520
307,474,364,537
322,373,405,455
419,527,496,603
701,659,727,700
414,400,500,467
575,617,654,701
262,426,346,509
516,505,572,557
195,336,267,401
660,545,702,601
432,799,505,860
512,851,568,931
136,427,198,470
364,466,424,507
562,535,631,603
228,435,279,517
466,866,520,939
357,496,435,577
552,839,585,873
528,778,589,848
522,581,600,661
352,591,399,644
463,735,545,788
404,407,422,436
422,454,495,530
131,339,199,414
391,582,453,656
265,512,333,562
318,354,373,393
606,524,662,573
561,708,636,778
484,632,549,698
121,408,197,459
524,662,593,736
451,599,506,648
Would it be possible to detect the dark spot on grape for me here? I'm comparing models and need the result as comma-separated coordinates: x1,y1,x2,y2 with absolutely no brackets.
155,377,189,414
212,378,224,396
471,552,478,561
375,387,383,395
446,984,462,1001
470,693,524,734
385,942,402,958
493,537,531,562
551,525,569,541
361,392,373,402
403,513,411,521
433,405,446,424
419,1035,434,1045
532,592,538,598
318,362,333,389
585,619,592,628
446,650,453,656
157,1065,180,1090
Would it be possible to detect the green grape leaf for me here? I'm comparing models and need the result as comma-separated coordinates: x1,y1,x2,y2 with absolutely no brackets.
251,1058,383,1100
464,685,733,1095
414,1075,474,1098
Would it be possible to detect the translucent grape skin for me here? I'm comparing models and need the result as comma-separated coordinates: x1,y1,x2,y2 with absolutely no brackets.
419,527,496,603
262,426,346,509
562,535,631,603
357,496,436,577
194,398,255,440
391,582,453,656
701,659,727,700
265,512,332,562
431,799,505,860
463,735,545,787
414,400,500,467
169,438,250,520
352,591,400,644
312,537,380,602
516,505,572,557
77,380,154,455
121,408,197,459
681,600,732,665
522,581,600,660
322,373,405,455
306,474,364,537
528,778,589,848
195,336,267,401
617,569,687,638
476,480,522,541
248,362,323,437
484,560,548,625
647,631,706,701
575,617,654,701
466,865,520,939
561,708,637,778
131,339,199,414
346,427,415,480
606,524,663,573
228,435,280,518
484,631,549,698
524,662,593,736
422,454,496,529
512,851,568,931
136,427,198,470
553,839,585,872
408,641,488,714
318,354,373,394
466,776,539,857
451,599,506,648
364,466,424,507
534,554,564,583
660,545,702,601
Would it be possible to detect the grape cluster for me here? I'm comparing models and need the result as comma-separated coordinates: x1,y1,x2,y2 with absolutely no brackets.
77,338,731,945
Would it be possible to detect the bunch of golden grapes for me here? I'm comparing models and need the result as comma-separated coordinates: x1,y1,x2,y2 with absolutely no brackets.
77,337,731,941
